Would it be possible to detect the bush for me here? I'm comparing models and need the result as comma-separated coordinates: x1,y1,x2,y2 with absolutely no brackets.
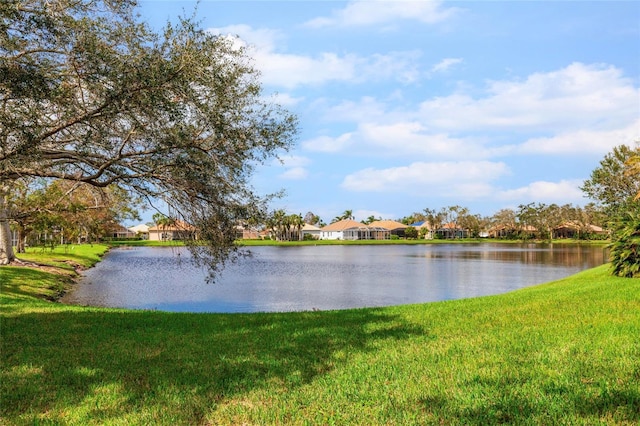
609,212,640,278
404,226,418,239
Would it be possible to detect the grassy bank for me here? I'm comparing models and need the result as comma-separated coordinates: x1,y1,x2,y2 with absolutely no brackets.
1,245,638,425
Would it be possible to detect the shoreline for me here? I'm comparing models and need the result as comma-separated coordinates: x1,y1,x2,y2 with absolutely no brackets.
43,243,607,313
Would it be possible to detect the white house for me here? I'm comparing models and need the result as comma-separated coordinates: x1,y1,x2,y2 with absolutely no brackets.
301,223,322,240
320,219,389,240
128,224,149,240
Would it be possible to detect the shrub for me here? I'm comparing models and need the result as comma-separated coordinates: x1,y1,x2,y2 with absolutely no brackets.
404,226,418,239
609,212,640,278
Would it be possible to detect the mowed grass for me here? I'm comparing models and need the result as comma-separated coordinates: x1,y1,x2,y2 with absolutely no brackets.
1,245,638,425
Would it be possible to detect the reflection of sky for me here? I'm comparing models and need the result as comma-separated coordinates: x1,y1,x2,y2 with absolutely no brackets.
62,244,607,313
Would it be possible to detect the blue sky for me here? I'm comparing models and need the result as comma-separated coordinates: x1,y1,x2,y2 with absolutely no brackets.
137,0,639,224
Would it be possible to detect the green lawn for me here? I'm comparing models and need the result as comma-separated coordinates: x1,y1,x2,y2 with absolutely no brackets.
1,245,638,425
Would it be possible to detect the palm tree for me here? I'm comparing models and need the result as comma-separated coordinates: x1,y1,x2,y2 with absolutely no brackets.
288,213,304,241
362,215,377,225
339,209,354,221
152,213,175,241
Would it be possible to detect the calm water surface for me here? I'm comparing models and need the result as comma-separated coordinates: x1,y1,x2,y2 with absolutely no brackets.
62,244,607,313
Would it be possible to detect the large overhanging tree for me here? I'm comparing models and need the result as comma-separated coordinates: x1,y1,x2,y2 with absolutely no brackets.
0,0,298,278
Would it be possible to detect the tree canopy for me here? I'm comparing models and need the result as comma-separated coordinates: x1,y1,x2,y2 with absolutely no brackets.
582,143,640,278
581,144,640,219
0,0,298,277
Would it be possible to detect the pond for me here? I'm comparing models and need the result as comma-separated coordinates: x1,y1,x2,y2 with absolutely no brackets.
61,243,608,313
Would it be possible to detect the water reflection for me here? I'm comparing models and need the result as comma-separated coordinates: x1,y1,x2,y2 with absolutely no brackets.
62,244,607,313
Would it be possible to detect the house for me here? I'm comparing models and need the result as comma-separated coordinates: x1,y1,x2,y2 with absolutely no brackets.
436,222,468,239
488,224,538,239
128,224,149,240
148,220,195,241
487,224,518,239
110,224,136,239
259,229,272,240
301,223,322,240
553,222,606,239
235,225,260,240
320,219,390,240
409,221,435,239
369,220,408,238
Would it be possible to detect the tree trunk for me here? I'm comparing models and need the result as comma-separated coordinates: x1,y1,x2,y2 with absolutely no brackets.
0,186,16,265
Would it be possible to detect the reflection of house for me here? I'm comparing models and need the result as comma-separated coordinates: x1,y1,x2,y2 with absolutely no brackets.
320,219,390,240
302,223,322,240
148,220,194,241
369,220,407,238
554,222,605,239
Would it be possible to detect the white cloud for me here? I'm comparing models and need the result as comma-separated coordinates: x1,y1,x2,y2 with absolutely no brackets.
497,180,585,204
430,57,463,74
517,119,640,155
279,167,309,180
313,62,639,159
418,62,639,134
321,97,389,122
268,92,305,107
304,0,460,28
302,133,354,153
257,51,359,88
274,155,311,180
341,161,509,193
208,24,282,52
256,50,424,89
277,155,311,167
210,25,422,89
358,122,490,159
300,120,495,160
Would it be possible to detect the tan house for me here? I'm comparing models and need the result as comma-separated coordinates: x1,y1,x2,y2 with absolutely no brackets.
235,225,260,240
110,224,136,239
487,224,538,239
369,220,408,238
148,220,195,241
435,222,470,239
409,221,435,239
553,222,606,239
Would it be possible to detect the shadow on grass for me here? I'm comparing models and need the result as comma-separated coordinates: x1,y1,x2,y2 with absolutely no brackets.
17,251,101,269
1,308,426,423
1,267,72,304
418,373,640,424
